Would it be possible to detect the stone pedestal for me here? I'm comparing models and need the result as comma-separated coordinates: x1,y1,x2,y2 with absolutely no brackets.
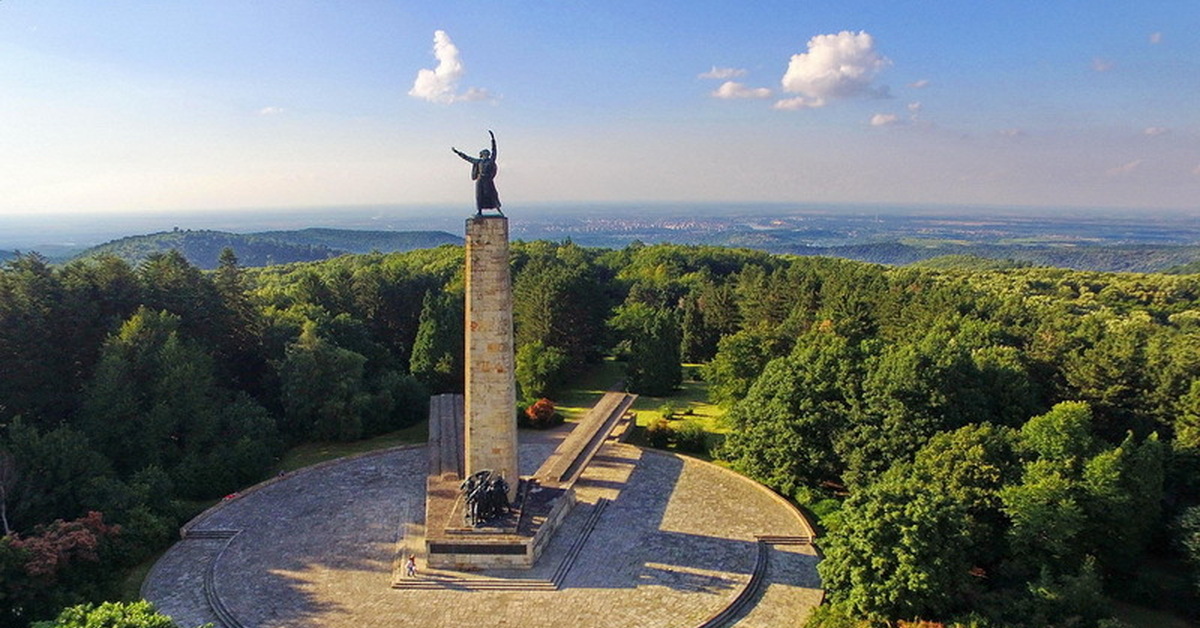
464,215,519,502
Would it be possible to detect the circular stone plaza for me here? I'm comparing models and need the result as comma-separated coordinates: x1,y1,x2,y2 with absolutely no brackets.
142,423,823,628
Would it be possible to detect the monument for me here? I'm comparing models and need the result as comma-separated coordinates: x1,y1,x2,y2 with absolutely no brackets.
463,213,519,503
423,131,634,569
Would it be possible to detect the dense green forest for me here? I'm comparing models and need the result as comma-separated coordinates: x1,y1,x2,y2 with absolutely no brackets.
755,241,1200,273
70,228,462,269
2,241,1199,627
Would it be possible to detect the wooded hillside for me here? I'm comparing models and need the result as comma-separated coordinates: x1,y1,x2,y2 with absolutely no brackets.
1,242,1199,627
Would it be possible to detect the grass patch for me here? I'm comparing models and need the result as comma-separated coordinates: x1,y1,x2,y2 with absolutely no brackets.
272,420,429,473
550,360,728,459
550,358,625,422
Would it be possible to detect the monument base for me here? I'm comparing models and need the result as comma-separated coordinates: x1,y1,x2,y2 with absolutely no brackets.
424,476,576,570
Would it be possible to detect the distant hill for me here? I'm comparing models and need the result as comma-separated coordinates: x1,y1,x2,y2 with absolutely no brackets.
244,227,461,255
72,228,461,269
0,250,15,263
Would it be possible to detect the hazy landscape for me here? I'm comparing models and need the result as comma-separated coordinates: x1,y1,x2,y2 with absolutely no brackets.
4,203,1199,273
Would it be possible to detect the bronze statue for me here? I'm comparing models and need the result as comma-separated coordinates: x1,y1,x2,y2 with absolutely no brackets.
452,130,502,215
460,469,511,526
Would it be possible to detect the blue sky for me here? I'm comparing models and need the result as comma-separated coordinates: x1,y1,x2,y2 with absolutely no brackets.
1,1,1197,216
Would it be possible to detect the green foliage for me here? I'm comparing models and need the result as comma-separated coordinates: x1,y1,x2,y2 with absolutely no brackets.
409,290,463,393
1178,506,1200,594
819,477,976,621
515,341,568,401
30,599,191,628
609,303,681,396
721,329,860,494
671,420,708,454
644,419,672,449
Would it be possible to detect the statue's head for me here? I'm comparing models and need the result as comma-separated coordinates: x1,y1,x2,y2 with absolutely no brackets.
479,149,491,158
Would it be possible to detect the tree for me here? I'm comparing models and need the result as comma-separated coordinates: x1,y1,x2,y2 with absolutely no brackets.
704,328,784,407
721,330,860,494
79,307,279,498
31,600,191,628
279,322,370,442
515,340,568,401
409,290,463,393
0,450,15,536
1178,506,1200,594
819,476,976,622
609,303,680,396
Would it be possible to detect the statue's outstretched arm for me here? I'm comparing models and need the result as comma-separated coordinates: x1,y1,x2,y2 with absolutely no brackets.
451,147,474,163
489,130,497,160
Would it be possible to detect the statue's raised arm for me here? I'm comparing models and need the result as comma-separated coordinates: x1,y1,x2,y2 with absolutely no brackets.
489,130,497,161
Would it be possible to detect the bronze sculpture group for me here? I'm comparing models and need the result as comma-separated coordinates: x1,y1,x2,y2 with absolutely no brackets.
460,469,511,527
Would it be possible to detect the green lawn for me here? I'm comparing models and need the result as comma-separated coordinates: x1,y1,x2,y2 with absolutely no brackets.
271,420,430,473
550,360,728,459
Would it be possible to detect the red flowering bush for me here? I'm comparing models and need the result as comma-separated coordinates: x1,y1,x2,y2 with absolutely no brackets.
523,398,563,429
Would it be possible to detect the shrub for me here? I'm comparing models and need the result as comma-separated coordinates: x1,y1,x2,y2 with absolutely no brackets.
673,421,708,454
523,398,563,430
645,419,672,449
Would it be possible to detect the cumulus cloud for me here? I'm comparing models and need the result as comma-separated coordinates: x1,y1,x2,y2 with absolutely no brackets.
1092,57,1114,72
409,30,491,104
1106,159,1143,176
1144,126,1169,136
1149,32,1163,44
870,113,899,126
712,81,773,99
258,106,285,116
908,79,930,89
699,66,747,80
777,31,891,110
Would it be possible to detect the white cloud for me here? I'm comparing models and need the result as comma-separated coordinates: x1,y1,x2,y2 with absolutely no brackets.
870,113,899,126
998,128,1026,138
409,30,491,104
772,96,824,110
1106,159,1143,176
908,79,930,89
699,66,747,80
1149,32,1163,44
1144,126,1169,136
712,81,772,99
258,106,285,116
1092,57,1114,72
777,31,891,110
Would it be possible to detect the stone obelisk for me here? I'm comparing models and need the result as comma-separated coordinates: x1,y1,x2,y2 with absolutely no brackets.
464,215,519,502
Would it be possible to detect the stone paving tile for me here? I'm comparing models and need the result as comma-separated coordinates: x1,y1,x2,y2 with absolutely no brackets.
146,435,821,628
139,537,222,628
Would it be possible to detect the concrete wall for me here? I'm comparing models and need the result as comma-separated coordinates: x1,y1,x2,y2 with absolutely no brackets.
464,216,520,502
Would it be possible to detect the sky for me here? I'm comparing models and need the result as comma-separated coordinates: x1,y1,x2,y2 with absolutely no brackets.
0,1,1198,217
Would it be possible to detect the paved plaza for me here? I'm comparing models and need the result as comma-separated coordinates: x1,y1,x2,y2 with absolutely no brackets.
143,427,822,627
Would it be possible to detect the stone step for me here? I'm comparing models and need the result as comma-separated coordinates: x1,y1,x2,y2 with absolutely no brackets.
392,578,557,591
184,529,238,540
755,535,812,545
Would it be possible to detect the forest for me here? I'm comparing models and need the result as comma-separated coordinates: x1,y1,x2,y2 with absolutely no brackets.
1,240,1199,627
